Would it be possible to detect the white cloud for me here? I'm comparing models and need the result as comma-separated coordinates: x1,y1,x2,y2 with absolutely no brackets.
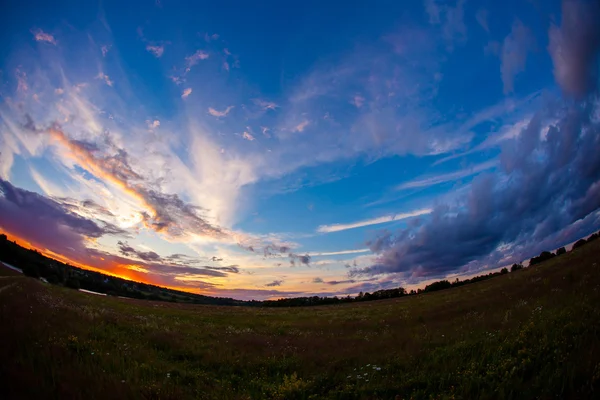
307,249,370,257
223,61,230,71
396,160,497,190
181,88,192,98
317,208,433,233
208,106,234,117
242,131,255,141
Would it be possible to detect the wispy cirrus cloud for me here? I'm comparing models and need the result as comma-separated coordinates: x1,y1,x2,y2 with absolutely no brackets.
396,160,497,190
317,208,433,233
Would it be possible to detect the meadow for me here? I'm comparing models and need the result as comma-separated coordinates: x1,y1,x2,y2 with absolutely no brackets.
1,240,599,399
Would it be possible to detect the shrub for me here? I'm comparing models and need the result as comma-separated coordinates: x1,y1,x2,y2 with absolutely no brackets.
22,264,40,278
556,247,566,255
66,277,80,290
500,267,508,274
572,239,587,250
511,263,524,272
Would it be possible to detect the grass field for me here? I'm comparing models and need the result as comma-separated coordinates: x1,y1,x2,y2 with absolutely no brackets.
1,241,600,400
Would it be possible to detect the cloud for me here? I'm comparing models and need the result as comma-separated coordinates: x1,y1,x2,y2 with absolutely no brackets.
354,98,600,279
548,0,600,98
242,131,255,141
32,29,57,45
265,280,283,287
146,45,165,58
96,72,113,87
325,279,356,285
252,99,278,111
293,120,310,132
204,33,219,42
476,9,490,33
208,106,234,117
498,19,534,94
0,179,126,256
223,62,230,72
289,253,311,266
353,95,365,108
181,88,192,98
307,248,370,257
15,68,28,93
395,160,497,190
424,0,467,49
101,45,111,57
312,277,323,283
147,120,160,129
185,50,209,72
317,208,433,233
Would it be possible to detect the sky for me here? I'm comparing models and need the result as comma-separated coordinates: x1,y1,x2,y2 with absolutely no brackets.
0,0,599,300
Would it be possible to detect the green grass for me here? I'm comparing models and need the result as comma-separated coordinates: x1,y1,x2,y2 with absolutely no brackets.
1,241,600,399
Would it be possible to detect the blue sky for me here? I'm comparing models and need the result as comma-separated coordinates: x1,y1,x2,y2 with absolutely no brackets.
1,0,599,300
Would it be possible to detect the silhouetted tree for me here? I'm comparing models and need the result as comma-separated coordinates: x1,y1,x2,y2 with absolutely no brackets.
572,239,587,250
66,277,80,290
500,267,508,274
22,264,40,278
511,263,524,272
556,247,566,255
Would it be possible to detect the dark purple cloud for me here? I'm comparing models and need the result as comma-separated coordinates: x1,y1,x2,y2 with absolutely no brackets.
265,280,284,287
288,253,311,266
0,179,126,254
356,100,600,279
548,0,600,98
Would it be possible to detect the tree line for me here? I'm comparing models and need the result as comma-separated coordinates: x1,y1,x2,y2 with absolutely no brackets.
1,229,598,307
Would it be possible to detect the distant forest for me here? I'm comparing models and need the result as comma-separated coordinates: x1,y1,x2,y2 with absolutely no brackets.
1,230,598,307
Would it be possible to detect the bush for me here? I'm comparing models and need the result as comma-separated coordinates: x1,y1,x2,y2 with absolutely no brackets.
22,264,40,278
500,267,508,274
556,247,566,255
572,239,587,250
511,263,524,272
65,277,80,290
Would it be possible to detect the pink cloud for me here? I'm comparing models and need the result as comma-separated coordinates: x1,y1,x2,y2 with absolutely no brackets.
101,45,111,57
204,33,220,42
147,120,160,129
15,68,28,93
181,88,192,98
353,95,365,108
96,72,113,87
253,98,278,111
223,61,230,71
208,106,234,117
294,120,310,132
146,44,165,58
242,132,255,141
32,29,56,45
185,50,209,72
